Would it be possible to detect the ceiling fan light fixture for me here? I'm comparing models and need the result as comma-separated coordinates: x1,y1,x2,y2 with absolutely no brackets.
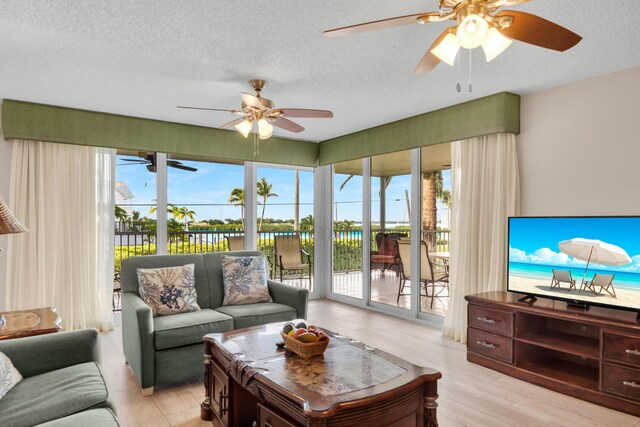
257,118,273,140
235,118,253,138
431,32,460,66
456,14,489,49
481,27,512,62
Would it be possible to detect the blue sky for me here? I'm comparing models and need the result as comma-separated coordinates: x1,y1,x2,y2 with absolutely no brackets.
116,155,451,224
509,217,640,271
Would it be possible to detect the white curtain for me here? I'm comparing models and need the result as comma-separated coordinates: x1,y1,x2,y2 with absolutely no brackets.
443,133,520,343
7,140,115,331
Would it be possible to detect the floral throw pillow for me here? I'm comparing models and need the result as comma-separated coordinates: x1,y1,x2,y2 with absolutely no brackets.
137,263,201,317
0,351,22,400
221,255,272,306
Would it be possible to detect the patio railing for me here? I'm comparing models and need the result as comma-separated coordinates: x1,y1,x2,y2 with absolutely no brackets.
114,228,450,275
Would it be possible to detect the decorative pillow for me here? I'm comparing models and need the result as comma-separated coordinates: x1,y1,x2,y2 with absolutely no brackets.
0,351,22,400
221,255,272,306
137,263,201,317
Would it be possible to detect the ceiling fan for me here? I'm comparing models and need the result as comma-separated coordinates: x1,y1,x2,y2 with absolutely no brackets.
324,0,582,74
177,79,333,140
119,153,198,173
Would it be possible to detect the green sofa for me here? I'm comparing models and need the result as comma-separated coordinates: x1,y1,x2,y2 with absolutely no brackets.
0,329,119,427
121,251,309,394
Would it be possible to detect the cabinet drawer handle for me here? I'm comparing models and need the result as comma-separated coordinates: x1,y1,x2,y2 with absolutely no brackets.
218,388,228,415
476,340,497,349
625,349,640,356
477,316,497,324
623,381,640,389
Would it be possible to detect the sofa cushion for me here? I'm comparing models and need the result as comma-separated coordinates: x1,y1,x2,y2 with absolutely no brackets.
221,254,272,306
121,254,211,309
0,350,22,399
215,303,297,329
0,362,112,427
35,408,120,427
154,309,234,350
202,251,266,308
137,263,201,317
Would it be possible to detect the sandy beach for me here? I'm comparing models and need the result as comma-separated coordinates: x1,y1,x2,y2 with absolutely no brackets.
509,275,640,310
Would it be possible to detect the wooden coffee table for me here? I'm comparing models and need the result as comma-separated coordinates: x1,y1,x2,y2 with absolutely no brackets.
202,322,441,427
0,307,62,340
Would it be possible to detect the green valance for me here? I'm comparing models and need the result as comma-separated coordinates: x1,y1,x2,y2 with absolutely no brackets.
1,99,320,167
318,92,520,166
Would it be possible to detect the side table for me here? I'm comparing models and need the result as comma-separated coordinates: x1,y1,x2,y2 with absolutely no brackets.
0,307,62,340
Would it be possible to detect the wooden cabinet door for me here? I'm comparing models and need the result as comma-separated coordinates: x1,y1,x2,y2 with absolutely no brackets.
211,362,230,426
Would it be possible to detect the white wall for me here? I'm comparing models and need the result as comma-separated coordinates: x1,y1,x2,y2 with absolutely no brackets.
518,66,640,216
0,134,12,310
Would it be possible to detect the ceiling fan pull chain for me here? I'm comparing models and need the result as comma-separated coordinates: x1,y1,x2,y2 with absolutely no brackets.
456,50,461,93
468,49,473,93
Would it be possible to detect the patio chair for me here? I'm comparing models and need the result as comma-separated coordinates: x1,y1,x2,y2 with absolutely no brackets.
420,240,449,308
396,240,448,308
581,273,616,297
225,235,244,251
274,234,312,286
550,269,576,291
371,232,406,275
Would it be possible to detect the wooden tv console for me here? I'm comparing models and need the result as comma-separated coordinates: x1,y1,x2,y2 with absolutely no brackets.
466,292,640,416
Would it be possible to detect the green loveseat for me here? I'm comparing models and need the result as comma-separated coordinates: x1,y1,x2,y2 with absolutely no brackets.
0,329,119,427
121,251,309,395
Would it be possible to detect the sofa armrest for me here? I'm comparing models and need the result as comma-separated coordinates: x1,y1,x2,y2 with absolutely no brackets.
0,329,99,378
122,292,155,389
267,280,309,319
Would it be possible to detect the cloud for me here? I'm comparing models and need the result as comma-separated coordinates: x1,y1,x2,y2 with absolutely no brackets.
619,254,640,272
510,246,587,267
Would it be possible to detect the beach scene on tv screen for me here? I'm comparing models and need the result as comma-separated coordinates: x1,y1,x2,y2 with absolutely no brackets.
508,217,640,310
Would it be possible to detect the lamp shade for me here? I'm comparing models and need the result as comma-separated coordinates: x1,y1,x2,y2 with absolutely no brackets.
0,196,28,235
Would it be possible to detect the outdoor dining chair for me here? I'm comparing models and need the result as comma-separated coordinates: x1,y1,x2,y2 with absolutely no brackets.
274,234,312,287
550,269,576,291
581,273,616,297
396,239,448,308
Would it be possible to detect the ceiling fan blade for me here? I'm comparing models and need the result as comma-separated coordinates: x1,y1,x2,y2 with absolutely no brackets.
219,117,247,129
324,12,439,37
273,117,305,133
146,164,157,173
496,10,582,52
177,106,239,113
276,108,333,118
241,93,266,109
120,158,149,163
168,163,198,172
415,27,453,74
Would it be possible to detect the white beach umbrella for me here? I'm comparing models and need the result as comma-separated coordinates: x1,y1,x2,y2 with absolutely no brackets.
558,238,631,276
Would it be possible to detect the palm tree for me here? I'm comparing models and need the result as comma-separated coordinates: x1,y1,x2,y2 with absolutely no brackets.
300,214,314,231
179,207,196,230
228,188,244,230
115,205,128,224
422,170,444,248
257,177,278,232
441,189,452,230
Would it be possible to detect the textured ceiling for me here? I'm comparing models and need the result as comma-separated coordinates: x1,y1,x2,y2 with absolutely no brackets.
0,1,639,142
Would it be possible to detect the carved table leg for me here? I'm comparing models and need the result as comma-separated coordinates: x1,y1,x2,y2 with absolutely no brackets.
424,380,439,427
201,344,213,421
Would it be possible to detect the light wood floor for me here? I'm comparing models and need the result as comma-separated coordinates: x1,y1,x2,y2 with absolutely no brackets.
101,300,640,427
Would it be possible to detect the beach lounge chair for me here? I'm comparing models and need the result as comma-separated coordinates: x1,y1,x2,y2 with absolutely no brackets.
550,269,576,291
582,273,616,298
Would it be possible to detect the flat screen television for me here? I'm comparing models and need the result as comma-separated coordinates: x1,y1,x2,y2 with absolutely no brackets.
507,216,640,313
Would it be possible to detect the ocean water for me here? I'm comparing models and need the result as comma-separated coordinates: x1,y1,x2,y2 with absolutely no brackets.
509,262,640,291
